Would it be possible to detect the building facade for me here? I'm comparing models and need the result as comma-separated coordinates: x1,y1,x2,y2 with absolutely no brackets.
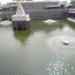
0,1,69,20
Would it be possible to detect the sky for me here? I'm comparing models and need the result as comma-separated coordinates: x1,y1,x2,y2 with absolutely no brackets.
0,0,71,4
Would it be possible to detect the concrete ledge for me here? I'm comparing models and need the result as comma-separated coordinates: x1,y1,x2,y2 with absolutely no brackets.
67,18,75,23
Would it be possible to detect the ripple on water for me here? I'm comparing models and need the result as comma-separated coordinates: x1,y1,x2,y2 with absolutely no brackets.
46,36,75,51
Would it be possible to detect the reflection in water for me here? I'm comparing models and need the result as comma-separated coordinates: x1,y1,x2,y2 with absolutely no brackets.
14,29,31,44
0,20,75,75
47,25,75,37
65,20,75,30
47,56,75,75
0,27,22,50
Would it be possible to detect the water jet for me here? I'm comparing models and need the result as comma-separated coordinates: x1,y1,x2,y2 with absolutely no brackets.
62,40,71,45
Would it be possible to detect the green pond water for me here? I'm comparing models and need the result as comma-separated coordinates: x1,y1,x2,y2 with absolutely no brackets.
0,20,75,75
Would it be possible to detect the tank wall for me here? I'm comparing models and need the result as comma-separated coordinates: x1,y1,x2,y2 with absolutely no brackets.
22,2,58,11
0,2,69,20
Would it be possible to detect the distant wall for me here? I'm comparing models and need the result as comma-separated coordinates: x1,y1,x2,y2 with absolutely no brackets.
21,2,68,19
29,9,68,19
0,2,69,20
22,2,58,11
